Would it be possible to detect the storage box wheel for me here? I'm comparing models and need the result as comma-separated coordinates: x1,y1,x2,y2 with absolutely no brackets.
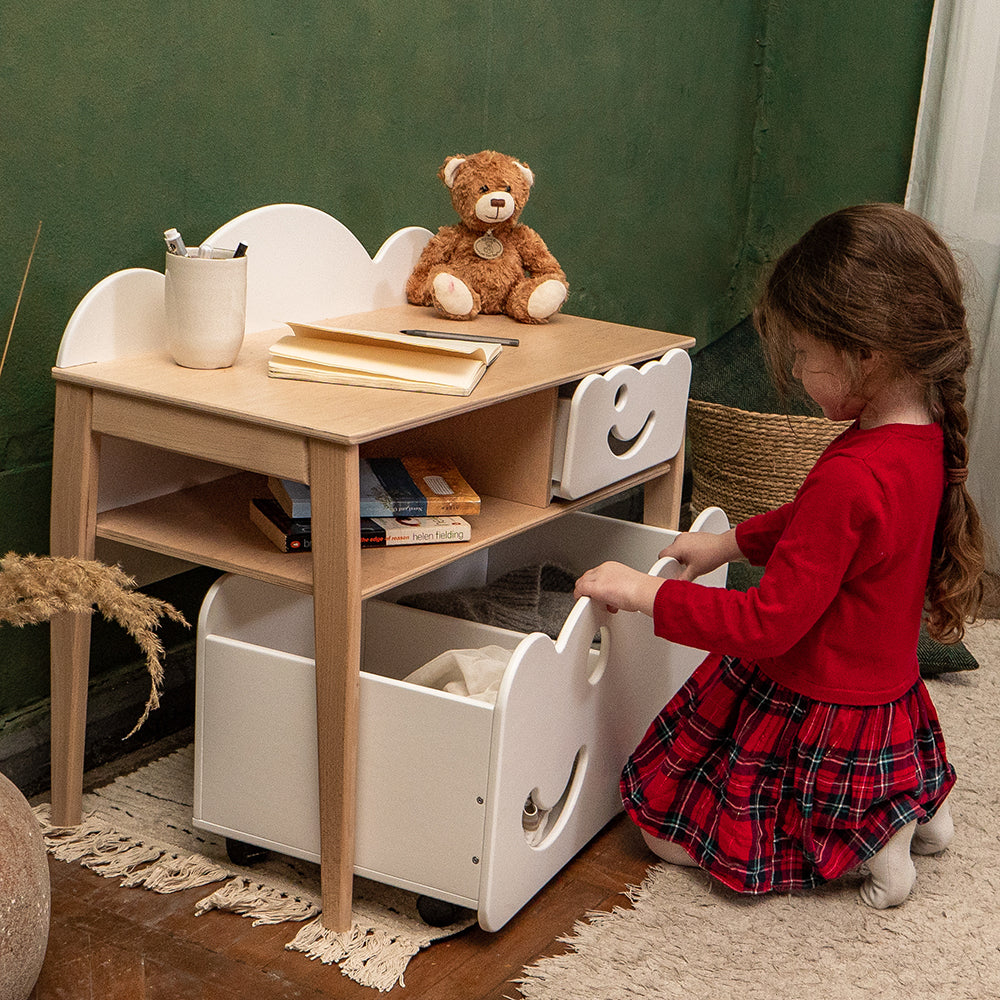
416,896,474,927
226,837,269,867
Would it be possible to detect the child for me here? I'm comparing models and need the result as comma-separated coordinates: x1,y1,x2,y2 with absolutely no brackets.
575,203,984,908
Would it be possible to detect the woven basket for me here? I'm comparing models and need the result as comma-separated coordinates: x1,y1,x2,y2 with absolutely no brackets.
686,398,851,523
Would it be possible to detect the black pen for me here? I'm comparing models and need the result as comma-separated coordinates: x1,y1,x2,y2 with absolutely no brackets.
401,328,519,347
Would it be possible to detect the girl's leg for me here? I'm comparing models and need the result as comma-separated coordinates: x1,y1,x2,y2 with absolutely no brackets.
641,828,699,867
860,821,917,909
911,796,954,855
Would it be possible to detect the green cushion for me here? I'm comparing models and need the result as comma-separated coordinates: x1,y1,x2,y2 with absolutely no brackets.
724,561,978,678
915,628,980,676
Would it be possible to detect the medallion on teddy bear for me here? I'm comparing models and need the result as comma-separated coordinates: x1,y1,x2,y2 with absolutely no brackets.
406,150,569,324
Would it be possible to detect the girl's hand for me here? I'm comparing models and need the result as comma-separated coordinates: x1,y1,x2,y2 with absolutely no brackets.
574,561,663,616
658,527,743,581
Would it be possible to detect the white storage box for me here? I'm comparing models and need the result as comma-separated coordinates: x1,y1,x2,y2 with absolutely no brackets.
550,349,691,500
194,507,728,930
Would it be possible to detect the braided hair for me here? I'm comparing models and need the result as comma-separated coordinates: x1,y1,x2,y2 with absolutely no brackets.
753,203,984,642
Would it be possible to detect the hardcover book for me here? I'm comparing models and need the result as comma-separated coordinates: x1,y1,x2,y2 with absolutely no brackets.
267,322,503,396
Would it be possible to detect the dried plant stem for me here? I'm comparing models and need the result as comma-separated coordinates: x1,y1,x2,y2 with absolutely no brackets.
0,220,42,382
0,553,188,737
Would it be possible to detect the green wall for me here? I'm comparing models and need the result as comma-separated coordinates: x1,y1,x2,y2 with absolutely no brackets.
0,2,932,726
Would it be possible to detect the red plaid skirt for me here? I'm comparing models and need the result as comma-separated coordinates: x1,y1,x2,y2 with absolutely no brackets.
621,653,955,894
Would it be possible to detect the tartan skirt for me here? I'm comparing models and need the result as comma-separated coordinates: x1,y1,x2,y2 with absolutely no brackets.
620,653,955,895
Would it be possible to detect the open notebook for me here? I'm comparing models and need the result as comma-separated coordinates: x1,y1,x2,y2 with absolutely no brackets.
268,322,503,396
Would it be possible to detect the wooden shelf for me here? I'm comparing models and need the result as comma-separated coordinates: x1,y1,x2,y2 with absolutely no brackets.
96,465,674,600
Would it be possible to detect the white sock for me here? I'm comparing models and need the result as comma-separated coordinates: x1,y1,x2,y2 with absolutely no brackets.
860,821,917,909
641,829,699,867
912,798,954,856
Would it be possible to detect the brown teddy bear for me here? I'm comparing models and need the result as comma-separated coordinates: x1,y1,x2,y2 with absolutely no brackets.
406,150,569,324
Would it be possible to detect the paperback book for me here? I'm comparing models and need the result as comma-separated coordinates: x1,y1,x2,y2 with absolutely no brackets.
267,476,311,519
268,458,481,521
364,514,472,547
360,456,481,517
250,498,472,551
250,498,312,552
267,322,503,396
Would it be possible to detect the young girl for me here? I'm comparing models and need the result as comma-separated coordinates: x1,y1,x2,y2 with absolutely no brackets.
575,203,984,908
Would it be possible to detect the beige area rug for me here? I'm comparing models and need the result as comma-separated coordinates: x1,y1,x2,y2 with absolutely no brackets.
516,619,1000,1000
34,745,473,992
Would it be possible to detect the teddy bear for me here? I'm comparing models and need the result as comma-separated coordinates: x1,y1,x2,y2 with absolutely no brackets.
406,150,569,324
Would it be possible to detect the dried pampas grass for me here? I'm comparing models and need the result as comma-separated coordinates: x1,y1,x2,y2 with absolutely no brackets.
0,553,187,736
2,224,185,735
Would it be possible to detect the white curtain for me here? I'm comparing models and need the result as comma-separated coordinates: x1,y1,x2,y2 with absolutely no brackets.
906,0,1000,570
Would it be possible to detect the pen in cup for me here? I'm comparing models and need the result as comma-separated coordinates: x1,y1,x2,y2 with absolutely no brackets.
233,242,248,258
164,228,187,256
400,328,519,347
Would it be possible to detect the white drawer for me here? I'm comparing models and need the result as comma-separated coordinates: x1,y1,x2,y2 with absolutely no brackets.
550,349,691,500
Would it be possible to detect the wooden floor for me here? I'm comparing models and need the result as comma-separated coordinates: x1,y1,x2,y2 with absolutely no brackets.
30,734,654,1000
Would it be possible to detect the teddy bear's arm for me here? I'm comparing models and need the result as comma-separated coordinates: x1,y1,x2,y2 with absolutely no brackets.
405,226,462,305
511,226,567,282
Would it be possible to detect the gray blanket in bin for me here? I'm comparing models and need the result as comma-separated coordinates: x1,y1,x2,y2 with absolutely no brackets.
398,563,578,638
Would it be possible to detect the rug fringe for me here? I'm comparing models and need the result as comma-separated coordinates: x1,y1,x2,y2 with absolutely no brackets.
32,752,472,992
123,852,230,892
196,875,320,926
35,804,230,892
36,807,161,872
285,917,419,992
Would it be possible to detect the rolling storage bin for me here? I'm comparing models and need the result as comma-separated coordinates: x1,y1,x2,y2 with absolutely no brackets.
193,507,728,930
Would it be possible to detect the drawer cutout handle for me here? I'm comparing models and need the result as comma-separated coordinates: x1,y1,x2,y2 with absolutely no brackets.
522,745,588,850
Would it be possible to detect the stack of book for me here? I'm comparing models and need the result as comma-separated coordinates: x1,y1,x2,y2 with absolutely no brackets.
250,456,480,552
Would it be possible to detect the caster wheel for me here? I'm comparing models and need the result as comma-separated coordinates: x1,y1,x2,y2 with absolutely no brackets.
416,894,466,927
225,837,269,866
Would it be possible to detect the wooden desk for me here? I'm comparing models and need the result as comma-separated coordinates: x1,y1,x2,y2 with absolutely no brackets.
49,304,693,930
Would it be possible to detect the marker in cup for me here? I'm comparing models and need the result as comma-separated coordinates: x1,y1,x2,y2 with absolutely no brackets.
164,228,187,256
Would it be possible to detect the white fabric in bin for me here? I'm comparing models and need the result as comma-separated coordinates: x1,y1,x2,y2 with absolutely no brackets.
404,645,513,703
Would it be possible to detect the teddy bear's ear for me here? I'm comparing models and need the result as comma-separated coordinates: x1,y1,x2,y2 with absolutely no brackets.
441,157,467,189
515,161,534,188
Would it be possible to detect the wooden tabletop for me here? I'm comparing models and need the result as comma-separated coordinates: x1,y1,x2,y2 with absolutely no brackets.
52,305,694,445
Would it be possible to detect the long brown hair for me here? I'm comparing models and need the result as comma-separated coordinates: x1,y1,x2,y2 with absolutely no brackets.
753,203,984,642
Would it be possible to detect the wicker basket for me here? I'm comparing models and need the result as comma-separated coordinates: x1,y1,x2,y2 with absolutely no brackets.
686,398,851,523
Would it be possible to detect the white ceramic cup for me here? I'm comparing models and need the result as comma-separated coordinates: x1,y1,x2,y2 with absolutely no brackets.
164,249,247,369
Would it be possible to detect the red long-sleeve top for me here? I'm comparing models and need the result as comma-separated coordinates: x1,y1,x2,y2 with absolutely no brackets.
653,422,945,705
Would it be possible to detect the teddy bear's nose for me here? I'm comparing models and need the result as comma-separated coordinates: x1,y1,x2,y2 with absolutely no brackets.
491,198,506,208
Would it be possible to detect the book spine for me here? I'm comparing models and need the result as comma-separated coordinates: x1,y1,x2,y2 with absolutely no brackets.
360,457,481,517
359,499,430,518
358,498,481,517
360,518,387,547
252,503,471,551
267,476,311,518
381,518,472,545
250,499,312,552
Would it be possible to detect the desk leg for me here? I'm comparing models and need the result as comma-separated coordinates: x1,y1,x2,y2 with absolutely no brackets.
308,439,361,932
49,383,100,826
643,441,685,529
